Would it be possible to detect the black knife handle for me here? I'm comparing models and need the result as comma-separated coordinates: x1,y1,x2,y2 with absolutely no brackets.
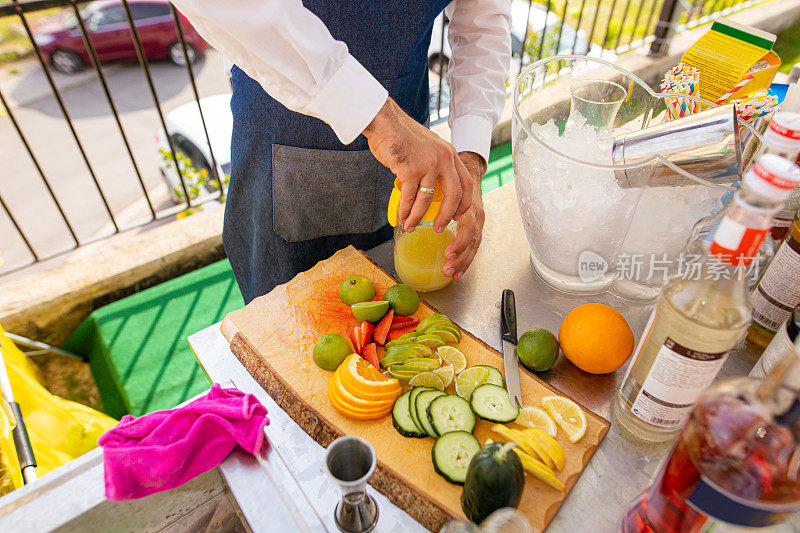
501,289,517,344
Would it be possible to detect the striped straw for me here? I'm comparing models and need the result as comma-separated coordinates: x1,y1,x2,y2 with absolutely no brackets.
662,63,700,120
715,75,754,105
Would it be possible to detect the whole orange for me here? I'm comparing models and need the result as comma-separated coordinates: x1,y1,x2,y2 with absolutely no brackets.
558,303,634,374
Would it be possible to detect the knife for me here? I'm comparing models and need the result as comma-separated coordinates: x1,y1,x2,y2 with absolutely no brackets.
501,289,523,409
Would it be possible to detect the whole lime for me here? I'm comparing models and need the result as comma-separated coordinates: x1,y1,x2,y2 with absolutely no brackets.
382,284,420,316
313,334,352,371
351,300,390,323
339,275,375,305
516,329,560,372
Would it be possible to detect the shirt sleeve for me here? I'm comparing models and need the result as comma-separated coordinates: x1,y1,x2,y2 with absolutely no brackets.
445,0,512,162
169,0,388,144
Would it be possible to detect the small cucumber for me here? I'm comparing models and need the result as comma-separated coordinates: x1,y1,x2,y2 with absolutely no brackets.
470,383,519,423
432,431,481,485
392,390,426,438
416,389,446,438
427,394,476,435
409,386,433,433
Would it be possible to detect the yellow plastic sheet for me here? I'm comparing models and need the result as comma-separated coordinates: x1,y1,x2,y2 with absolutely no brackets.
0,326,117,492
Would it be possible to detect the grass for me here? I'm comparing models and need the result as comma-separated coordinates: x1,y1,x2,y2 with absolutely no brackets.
773,17,800,73
0,8,61,65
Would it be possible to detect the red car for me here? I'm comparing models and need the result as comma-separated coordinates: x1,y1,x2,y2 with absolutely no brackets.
34,0,208,74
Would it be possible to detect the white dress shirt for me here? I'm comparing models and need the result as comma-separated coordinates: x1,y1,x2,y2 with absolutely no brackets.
169,0,511,162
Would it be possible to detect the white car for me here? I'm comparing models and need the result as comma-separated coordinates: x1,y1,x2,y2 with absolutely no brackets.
428,0,605,74
156,93,232,203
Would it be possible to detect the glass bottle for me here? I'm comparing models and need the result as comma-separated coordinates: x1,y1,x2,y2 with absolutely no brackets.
685,112,800,285
750,304,800,378
387,179,457,292
621,339,800,532
614,154,800,443
747,212,800,351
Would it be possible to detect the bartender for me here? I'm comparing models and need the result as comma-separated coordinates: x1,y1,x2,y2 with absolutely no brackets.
170,0,512,303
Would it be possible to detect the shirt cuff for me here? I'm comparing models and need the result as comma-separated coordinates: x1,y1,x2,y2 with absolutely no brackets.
302,55,388,145
450,114,493,163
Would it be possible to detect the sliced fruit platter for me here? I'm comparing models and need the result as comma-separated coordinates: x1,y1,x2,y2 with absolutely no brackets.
317,274,592,497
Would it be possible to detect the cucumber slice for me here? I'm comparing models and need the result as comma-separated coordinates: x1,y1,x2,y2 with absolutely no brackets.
409,386,433,433
475,365,504,387
416,390,446,438
432,431,481,485
392,390,426,438
470,383,519,423
427,394,476,435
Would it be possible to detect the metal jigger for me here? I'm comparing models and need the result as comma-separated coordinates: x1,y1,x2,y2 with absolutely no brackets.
324,436,379,533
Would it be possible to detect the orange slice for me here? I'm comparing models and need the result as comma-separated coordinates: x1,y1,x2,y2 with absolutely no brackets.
329,382,394,420
338,354,401,399
329,371,396,411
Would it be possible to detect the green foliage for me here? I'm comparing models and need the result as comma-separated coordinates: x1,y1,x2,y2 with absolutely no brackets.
774,17,800,74
159,149,230,217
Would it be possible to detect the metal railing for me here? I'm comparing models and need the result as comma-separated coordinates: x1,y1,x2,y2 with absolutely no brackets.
0,0,222,275
0,0,769,276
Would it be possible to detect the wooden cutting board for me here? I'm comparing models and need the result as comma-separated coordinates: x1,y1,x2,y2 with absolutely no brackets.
221,246,609,531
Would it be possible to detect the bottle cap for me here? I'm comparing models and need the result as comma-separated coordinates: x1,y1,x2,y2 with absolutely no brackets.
387,178,443,227
764,112,800,157
743,154,800,202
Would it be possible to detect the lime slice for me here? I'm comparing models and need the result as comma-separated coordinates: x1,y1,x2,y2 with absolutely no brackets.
433,364,455,388
437,346,467,373
415,334,446,349
424,323,461,343
405,343,434,357
515,406,557,437
416,314,452,333
409,372,445,390
351,301,390,323
455,367,489,400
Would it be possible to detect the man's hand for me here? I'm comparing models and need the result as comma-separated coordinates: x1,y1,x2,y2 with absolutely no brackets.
363,97,472,233
444,151,486,281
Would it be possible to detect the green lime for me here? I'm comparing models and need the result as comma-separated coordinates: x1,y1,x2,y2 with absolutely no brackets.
339,275,376,305
383,284,420,316
351,300,390,323
517,329,560,372
312,334,352,371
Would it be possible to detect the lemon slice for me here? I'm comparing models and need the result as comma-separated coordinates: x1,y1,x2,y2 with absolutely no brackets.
541,395,587,443
433,364,455,388
409,372,445,390
522,428,566,471
437,346,467,373
515,406,557,438
455,367,489,400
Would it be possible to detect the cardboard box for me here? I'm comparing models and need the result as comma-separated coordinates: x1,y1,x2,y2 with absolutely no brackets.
681,18,780,104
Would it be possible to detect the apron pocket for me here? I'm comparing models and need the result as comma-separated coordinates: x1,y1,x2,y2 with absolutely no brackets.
272,144,394,243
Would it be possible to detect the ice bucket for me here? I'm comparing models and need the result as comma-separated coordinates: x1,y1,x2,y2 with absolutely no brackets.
512,56,759,301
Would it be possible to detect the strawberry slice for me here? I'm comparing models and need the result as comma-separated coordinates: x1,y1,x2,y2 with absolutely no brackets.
390,317,419,330
361,321,375,347
362,342,381,370
392,315,417,325
351,326,363,355
373,310,394,346
362,343,379,369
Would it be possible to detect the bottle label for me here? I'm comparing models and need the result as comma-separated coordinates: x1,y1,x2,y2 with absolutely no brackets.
709,215,768,267
630,338,728,427
750,323,794,378
752,234,800,332
686,475,800,528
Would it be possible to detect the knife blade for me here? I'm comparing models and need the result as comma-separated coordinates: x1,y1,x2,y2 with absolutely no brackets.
501,289,523,409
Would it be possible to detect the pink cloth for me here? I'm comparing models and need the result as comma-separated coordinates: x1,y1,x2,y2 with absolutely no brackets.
99,383,269,500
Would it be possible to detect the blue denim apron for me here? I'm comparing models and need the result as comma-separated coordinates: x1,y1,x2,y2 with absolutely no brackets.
226,1,450,303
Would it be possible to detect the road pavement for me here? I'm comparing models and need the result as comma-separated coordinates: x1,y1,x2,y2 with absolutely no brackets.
0,48,230,276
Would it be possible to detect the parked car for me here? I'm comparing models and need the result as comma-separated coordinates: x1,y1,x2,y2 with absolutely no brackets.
428,0,605,74
156,93,232,203
34,0,208,74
